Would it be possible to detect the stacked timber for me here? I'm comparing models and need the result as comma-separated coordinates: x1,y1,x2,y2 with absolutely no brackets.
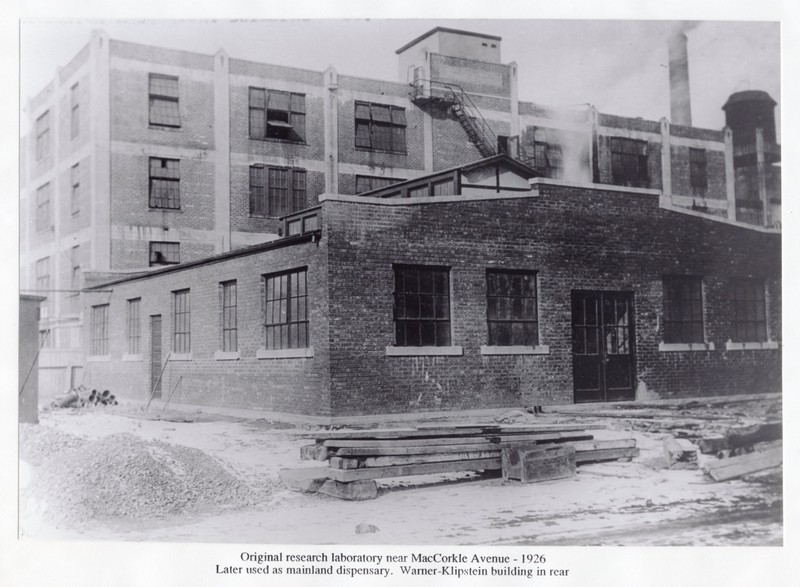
291,423,639,500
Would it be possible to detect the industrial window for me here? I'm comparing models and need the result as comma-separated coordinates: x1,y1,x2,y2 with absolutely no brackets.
149,74,181,127
91,304,109,356
432,178,455,196
610,137,649,188
221,281,238,352
173,289,191,354
263,268,309,350
355,101,406,153
689,148,708,195
35,110,50,161
149,241,180,266
663,277,704,343
393,265,451,347
149,158,180,209
70,83,80,139
71,164,81,215
730,279,767,342
355,175,403,194
127,298,141,355
35,183,51,232
486,270,539,346
249,165,306,217
35,257,50,294
532,128,563,179
248,88,306,142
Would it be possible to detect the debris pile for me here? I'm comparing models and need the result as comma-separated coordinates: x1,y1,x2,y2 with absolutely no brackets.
50,385,118,409
27,431,267,524
19,424,88,466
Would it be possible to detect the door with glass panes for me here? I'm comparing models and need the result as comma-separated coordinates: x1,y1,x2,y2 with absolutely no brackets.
571,290,636,402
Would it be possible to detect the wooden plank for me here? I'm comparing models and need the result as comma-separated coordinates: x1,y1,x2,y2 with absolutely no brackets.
565,438,636,452
323,431,594,448
315,424,602,441
663,437,699,470
326,457,501,482
317,479,378,500
704,446,782,480
574,447,640,464
502,445,576,483
359,450,501,468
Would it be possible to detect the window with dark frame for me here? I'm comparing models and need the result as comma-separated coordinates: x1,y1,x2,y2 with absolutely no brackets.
263,268,309,350
149,74,181,127
248,88,306,142
71,164,80,215
689,147,708,195
730,279,767,342
149,241,180,266
70,83,80,139
249,165,306,217
610,137,649,188
35,111,50,161
663,276,704,344
532,128,563,179
149,157,180,209
127,298,141,355
35,183,51,232
355,101,406,153
355,175,403,194
91,304,109,356
393,265,451,347
35,257,50,294
173,289,191,354
221,281,238,352
486,270,539,346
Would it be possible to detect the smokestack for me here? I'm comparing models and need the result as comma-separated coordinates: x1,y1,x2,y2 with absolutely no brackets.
668,32,692,126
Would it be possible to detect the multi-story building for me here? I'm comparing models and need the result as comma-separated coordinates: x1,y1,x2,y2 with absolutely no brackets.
21,26,781,403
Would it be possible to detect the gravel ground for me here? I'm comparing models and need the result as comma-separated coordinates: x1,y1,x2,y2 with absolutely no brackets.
22,429,270,526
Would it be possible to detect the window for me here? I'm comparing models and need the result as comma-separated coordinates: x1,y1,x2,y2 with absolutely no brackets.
730,279,767,342
35,257,50,294
91,304,109,356
221,281,238,352
663,277,704,343
149,74,180,127
35,183,51,232
393,265,451,347
264,268,309,350
149,241,180,266
610,137,649,188
249,165,306,217
70,83,80,139
149,158,180,209
249,88,305,142
71,164,81,215
486,270,539,346
35,111,50,161
532,128,563,178
173,289,191,354
355,175,403,195
355,101,406,153
689,148,708,196
127,298,141,354
70,246,80,292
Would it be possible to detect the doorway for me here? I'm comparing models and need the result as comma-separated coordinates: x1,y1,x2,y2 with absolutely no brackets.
150,315,162,399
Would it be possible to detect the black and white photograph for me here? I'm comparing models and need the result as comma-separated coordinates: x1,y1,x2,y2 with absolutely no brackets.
6,4,797,586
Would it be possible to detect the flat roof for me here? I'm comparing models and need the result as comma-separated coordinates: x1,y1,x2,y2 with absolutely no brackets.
396,27,502,54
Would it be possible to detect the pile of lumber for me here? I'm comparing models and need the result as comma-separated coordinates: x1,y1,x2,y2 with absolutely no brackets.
289,423,639,500
699,421,783,482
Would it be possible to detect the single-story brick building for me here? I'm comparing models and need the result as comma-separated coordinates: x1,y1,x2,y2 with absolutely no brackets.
82,156,781,419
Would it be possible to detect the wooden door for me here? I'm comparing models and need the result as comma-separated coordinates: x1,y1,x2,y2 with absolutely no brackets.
149,315,162,398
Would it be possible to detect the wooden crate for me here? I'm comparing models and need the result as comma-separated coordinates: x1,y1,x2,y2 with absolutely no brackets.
502,445,576,483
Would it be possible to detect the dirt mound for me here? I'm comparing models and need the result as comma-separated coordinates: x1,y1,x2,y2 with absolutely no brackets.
19,424,88,466
30,432,267,524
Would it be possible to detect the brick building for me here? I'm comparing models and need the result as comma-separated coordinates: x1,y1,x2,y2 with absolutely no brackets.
21,26,781,413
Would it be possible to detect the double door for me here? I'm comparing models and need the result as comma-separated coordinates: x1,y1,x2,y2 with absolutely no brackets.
571,290,636,403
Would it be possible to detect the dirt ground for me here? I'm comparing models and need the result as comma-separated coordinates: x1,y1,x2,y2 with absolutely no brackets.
17,396,783,546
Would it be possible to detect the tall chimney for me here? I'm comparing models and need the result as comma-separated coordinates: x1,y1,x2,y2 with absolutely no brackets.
668,32,692,126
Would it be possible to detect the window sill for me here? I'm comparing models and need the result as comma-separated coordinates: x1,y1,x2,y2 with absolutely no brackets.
170,353,192,361
122,354,143,362
658,342,715,352
257,347,314,359
148,125,182,131
148,207,182,213
725,341,779,351
480,345,550,356
248,137,307,146
214,350,241,361
355,147,408,156
385,346,463,357
87,355,110,362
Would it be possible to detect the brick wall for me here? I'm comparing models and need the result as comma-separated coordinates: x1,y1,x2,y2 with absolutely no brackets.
83,236,331,416
322,186,780,416
670,145,727,200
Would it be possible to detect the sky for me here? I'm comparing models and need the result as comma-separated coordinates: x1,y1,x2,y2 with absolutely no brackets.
19,19,780,136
